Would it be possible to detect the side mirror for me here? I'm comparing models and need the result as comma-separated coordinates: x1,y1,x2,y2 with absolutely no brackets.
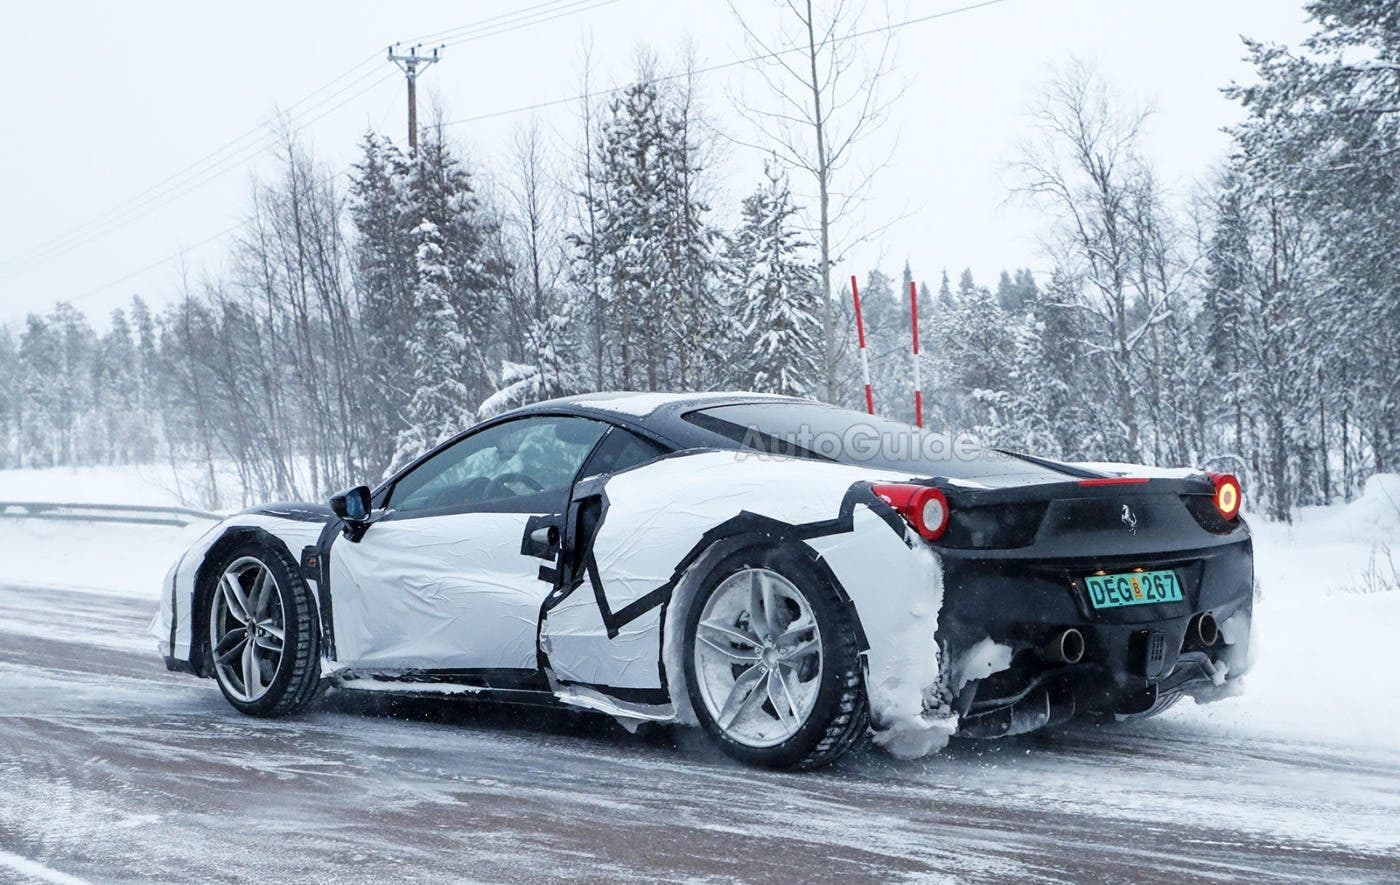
329,485,372,523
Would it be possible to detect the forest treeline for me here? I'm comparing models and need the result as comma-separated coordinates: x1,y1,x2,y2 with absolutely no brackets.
0,0,1395,521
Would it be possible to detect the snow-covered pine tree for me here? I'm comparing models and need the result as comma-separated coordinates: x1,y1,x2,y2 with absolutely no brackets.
49,304,94,466
657,69,723,390
17,315,58,468
403,126,509,404
349,131,416,472
576,61,722,392
859,268,899,340
94,308,145,463
579,76,669,390
1229,0,1400,484
935,273,1017,439
1000,270,1102,458
724,162,820,397
1201,164,1321,520
936,269,956,312
476,307,588,419
0,326,17,467
389,220,474,475
128,295,161,452
996,268,1038,313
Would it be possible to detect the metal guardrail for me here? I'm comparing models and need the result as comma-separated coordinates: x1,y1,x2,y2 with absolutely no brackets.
0,501,223,528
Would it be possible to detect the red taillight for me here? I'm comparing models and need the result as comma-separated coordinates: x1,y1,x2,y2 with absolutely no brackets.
871,483,949,540
1208,472,1242,520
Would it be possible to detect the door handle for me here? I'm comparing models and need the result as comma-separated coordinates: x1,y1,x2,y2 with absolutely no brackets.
530,525,558,547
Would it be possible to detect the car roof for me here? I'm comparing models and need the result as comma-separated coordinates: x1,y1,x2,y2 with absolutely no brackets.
503,391,800,444
537,390,794,416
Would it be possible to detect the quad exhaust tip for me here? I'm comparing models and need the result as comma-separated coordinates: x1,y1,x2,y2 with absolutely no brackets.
1039,628,1085,665
1193,612,1219,647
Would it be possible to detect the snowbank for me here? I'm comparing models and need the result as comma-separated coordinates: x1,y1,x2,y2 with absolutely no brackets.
1164,473,1400,748
0,517,204,600
0,464,196,508
0,465,217,599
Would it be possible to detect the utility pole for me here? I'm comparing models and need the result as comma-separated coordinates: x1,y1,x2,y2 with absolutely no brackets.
387,43,442,154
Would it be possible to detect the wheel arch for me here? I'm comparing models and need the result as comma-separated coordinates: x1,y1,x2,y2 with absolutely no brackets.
659,526,872,726
190,526,310,678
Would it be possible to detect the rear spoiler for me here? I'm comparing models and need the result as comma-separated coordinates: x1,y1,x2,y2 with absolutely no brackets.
992,448,1105,479
923,473,1217,508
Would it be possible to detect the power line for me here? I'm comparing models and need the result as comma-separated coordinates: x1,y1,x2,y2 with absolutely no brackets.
0,58,380,276
403,0,594,48
443,0,1013,127
422,0,619,49
0,0,616,278
0,65,397,280
65,170,354,308
44,0,1009,308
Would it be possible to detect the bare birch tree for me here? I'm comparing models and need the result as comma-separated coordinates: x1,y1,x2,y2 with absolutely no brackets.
1014,62,1174,461
729,0,900,402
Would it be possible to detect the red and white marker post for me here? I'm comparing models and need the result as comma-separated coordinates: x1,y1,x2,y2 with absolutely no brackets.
909,280,923,428
851,274,874,414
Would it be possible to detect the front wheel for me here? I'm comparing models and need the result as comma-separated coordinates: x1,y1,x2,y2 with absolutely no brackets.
207,541,322,717
683,546,868,769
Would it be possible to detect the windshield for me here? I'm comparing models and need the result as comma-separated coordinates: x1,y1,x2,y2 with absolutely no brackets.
684,402,1073,481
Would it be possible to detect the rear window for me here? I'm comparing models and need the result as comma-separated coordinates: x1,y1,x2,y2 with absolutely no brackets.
684,402,1070,481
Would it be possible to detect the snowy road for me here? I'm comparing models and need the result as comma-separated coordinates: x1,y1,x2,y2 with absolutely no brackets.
2,576,1398,883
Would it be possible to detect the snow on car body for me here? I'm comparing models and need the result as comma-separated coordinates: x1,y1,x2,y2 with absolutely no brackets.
153,392,1254,768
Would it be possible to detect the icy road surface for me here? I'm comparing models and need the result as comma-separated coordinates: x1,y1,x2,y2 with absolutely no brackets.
2,477,1399,882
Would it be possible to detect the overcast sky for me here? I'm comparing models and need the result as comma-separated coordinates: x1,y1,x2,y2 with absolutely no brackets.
0,0,1311,327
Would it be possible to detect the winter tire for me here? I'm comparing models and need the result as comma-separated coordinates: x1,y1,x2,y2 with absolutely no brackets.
683,544,868,769
207,541,322,717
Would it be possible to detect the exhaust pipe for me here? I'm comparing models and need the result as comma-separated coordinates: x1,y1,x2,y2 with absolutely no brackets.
1192,612,1219,647
1038,628,1085,665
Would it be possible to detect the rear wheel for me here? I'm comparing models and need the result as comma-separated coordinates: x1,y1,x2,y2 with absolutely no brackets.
207,542,322,717
683,546,868,769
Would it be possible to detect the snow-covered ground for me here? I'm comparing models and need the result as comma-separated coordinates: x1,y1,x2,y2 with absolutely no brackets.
1171,473,1400,749
0,464,1397,880
0,463,213,509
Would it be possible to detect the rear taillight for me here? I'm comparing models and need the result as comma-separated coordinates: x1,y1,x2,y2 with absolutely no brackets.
1208,472,1242,520
871,483,949,540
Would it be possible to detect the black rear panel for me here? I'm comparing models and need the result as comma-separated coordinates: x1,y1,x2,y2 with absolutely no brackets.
933,476,1253,719
933,476,1244,559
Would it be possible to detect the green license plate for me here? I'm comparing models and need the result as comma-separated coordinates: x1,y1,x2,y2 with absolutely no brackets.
1084,569,1183,609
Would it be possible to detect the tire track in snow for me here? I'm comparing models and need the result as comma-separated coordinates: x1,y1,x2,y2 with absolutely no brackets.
0,849,90,884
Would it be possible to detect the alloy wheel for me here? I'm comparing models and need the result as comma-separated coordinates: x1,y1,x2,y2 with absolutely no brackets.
209,556,287,703
692,568,823,748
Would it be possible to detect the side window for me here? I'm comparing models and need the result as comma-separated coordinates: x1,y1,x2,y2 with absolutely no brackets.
580,427,669,478
388,416,609,515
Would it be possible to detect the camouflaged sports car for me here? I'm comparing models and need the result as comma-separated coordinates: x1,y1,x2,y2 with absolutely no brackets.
154,392,1253,769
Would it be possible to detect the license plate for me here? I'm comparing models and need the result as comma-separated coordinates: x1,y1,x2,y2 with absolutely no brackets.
1084,569,1182,609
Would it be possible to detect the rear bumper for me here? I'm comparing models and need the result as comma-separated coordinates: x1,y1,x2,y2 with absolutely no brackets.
938,536,1254,737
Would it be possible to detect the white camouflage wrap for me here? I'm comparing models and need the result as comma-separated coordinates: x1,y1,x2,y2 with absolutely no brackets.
153,449,962,755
